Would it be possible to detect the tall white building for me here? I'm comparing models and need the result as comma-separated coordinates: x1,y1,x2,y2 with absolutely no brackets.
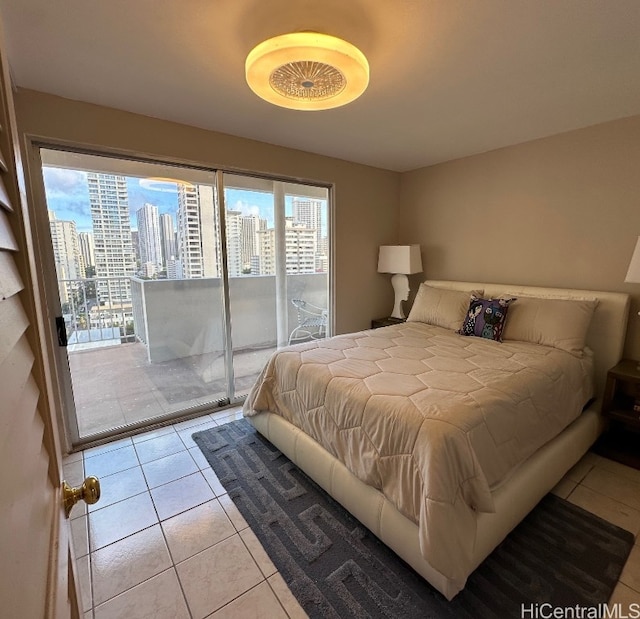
256,227,276,276
293,198,322,243
141,262,158,278
136,203,162,274
225,211,267,276
293,197,327,272
256,219,316,275
78,231,95,274
160,213,177,267
225,210,243,277
87,172,135,304
176,184,219,278
240,214,265,274
49,211,83,305
167,258,183,280
285,220,317,274
315,254,329,272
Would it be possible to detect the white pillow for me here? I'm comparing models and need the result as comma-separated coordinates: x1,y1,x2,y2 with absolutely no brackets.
501,296,598,356
407,284,482,330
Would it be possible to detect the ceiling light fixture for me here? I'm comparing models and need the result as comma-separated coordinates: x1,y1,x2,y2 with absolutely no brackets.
245,32,369,111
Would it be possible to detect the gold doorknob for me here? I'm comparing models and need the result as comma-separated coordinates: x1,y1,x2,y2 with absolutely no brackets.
62,476,101,518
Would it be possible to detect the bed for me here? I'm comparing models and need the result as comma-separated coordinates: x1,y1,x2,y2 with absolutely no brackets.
243,280,630,600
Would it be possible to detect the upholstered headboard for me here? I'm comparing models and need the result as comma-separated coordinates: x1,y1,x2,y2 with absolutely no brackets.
424,280,630,397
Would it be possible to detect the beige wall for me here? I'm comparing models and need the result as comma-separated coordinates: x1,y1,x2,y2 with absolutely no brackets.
399,115,640,360
13,88,400,334
16,88,639,361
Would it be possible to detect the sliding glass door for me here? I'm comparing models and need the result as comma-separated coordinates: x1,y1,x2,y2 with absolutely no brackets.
222,173,330,399
36,147,330,447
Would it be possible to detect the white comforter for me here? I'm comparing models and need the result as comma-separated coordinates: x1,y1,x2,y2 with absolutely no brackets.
244,322,593,582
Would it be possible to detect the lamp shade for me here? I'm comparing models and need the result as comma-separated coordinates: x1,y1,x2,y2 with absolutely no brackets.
625,236,640,283
377,245,422,275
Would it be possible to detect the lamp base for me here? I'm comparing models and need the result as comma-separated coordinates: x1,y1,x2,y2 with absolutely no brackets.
390,273,410,319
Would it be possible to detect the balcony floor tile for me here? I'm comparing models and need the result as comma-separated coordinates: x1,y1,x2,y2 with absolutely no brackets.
69,342,273,439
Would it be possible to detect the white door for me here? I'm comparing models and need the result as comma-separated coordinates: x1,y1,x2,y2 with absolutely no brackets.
0,17,80,619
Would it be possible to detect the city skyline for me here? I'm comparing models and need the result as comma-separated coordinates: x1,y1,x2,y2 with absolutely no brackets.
42,166,325,234
47,169,330,358
45,169,328,294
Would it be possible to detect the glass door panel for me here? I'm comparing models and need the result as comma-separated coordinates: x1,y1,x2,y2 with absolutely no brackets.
40,149,229,444
37,148,332,446
283,182,330,346
222,173,330,400
222,173,277,400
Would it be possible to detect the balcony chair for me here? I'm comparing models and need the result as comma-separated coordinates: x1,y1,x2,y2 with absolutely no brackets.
288,299,328,345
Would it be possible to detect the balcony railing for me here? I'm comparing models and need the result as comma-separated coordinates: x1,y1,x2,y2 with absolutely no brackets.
60,273,328,356
58,276,136,350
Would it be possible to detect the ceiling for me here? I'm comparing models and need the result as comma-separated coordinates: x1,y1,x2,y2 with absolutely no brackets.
1,0,640,172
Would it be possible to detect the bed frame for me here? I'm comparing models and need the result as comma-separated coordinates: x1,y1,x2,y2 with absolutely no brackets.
248,281,630,600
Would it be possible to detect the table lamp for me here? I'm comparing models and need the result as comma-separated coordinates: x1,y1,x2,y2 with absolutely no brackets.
377,245,423,319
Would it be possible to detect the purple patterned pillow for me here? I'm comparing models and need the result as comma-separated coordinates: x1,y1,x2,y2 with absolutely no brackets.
458,296,516,342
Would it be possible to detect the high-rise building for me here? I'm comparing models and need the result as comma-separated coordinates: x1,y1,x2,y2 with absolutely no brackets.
285,220,316,274
225,210,243,277
131,230,139,265
256,219,316,275
136,203,162,274
317,236,329,259
240,214,266,274
224,211,267,276
87,172,135,304
78,231,95,274
293,197,327,272
315,254,329,272
160,213,177,267
141,262,158,278
256,227,276,275
167,258,183,280
176,184,219,278
293,198,322,246
49,211,83,305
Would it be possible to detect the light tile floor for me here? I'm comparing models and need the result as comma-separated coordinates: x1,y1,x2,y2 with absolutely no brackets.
64,410,640,618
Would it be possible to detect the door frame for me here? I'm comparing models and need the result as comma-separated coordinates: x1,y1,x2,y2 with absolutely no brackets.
25,146,238,449
23,139,79,453
22,137,334,451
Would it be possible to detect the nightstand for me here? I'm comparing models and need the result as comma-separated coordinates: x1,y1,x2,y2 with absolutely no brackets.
594,359,640,469
371,317,406,329
601,359,640,429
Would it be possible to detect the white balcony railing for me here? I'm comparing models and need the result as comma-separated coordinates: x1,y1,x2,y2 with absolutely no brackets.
130,273,328,363
58,276,136,351
60,273,328,359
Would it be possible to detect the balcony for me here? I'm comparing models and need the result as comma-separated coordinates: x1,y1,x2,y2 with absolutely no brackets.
62,274,328,439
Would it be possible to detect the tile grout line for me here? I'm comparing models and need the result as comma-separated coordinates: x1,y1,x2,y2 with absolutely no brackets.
236,530,293,618
71,419,639,618
153,501,195,619
72,412,235,614
264,577,298,619
202,581,274,619
87,426,237,613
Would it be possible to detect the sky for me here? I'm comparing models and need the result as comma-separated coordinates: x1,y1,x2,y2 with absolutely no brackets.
42,167,305,233
43,168,179,232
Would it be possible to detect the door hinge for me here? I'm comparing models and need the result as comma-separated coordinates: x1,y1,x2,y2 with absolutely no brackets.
55,316,68,347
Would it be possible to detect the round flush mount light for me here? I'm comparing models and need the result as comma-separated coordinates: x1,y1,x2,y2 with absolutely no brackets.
245,32,369,111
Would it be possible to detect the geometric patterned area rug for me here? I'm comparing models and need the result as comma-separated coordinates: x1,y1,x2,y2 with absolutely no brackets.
193,419,634,619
